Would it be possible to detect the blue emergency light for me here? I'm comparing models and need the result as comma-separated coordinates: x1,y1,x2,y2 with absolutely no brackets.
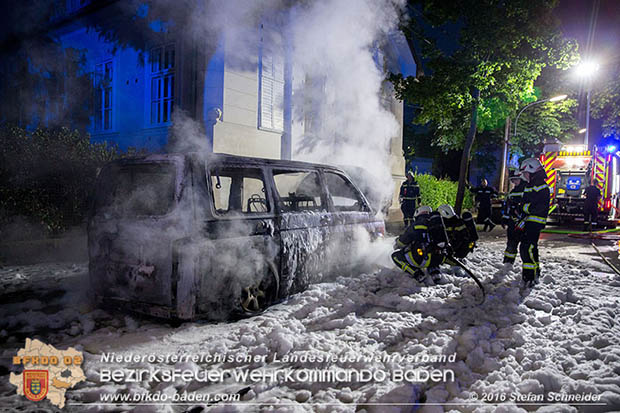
606,144,617,153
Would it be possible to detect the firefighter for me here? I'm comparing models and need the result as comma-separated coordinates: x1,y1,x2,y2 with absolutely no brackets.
392,205,450,283
471,179,498,232
502,172,527,265
517,158,550,288
583,183,601,231
399,171,421,227
437,204,478,260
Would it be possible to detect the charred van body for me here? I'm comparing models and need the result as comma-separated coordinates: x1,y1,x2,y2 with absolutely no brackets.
88,153,385,320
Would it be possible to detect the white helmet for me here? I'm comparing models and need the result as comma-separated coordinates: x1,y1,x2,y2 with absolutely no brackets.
437,204,456,219
509,171,524,182
414,205,432,217
520,158,543,174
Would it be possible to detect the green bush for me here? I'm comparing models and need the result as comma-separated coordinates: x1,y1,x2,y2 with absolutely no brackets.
415,173,474,211
0,125,134,235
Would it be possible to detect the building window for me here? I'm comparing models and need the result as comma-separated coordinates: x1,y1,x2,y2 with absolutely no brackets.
259,26,284,132
94,60,113,131
150,44,175,125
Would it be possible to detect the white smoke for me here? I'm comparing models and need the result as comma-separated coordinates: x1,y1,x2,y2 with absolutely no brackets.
289,0,402,204
110,0,407,321
189,0,405,208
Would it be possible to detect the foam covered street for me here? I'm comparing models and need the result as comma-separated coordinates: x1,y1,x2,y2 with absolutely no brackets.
2,233,620,413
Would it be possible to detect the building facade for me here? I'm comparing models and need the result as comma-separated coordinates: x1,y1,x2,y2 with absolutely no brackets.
27,1,416,223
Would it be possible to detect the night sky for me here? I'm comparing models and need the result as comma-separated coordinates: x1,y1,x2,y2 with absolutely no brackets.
555,0,620,145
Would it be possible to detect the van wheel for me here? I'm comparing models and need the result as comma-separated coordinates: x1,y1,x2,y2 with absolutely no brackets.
239,262,279,315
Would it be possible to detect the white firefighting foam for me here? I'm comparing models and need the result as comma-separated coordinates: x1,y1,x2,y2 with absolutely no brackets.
1,238,620,412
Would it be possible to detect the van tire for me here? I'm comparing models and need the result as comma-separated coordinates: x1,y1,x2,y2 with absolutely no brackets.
238,261,279,315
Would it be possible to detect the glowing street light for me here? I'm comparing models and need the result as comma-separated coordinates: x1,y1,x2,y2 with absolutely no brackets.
513,94,568,138
549,94,568,102
498,94,568,192
578,128,587,134
575,61,600,78
575,60,600,148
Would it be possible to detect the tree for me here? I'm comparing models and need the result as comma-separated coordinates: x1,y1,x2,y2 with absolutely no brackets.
390,0,577,212
591,60,620,138
0,1,216,129
512,97,578,157
0,1,92,129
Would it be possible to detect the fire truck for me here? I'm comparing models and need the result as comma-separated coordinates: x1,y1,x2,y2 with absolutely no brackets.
541,142,620,226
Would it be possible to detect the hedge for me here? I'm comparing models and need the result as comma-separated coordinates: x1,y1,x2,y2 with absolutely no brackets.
0,125,139,235
414,173,474,211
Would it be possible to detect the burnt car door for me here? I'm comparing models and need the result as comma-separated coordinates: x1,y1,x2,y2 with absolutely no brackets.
321,169,377,272
269,167,331,296
182,162,281,319
89,155,191,319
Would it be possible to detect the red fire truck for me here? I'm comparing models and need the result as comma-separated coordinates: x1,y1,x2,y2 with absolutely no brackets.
541,143,619,226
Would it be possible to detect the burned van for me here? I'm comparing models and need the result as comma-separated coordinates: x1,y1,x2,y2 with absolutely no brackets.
88,153,385,320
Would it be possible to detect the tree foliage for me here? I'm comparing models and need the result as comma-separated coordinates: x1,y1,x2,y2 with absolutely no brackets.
0,126,134,235
512,98,578,157
591,60,620,138
390,0,578,211
0,1,93,129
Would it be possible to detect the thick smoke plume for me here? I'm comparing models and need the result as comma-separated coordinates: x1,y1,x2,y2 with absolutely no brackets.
172,0,405,209
289,0,401,178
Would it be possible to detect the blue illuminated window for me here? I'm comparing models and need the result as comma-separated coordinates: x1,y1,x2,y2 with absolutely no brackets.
150,44,175,124
94,60,113,131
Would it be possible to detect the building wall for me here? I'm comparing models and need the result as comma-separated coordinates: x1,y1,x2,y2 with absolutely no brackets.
57,25,171,151
387,94,406,224
208,32,283,160
54,14,408,225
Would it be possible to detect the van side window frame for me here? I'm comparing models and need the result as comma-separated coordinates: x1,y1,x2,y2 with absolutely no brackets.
206,164,274,219
321,169,370,213
93,160,181,220
268,167,328,214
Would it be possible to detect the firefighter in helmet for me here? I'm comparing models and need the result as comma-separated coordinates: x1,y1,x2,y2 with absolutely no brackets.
399,171,420,227
392,205,450,283
437,204,478,260
517,158,550,288
502,171,527,265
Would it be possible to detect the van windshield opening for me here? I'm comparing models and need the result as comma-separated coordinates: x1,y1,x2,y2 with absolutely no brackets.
95,163,176,217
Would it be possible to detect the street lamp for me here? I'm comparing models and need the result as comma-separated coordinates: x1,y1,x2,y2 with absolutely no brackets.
498,94,567,192
575,60,599,148
513,94,568,138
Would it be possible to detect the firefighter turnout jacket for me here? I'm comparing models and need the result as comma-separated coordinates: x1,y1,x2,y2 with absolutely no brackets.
393,212,449,273
400,180,421,205
522,172,550,226
443,211,478,258
519,169,550,281
502,180,526,263
503,181,527,223
472,186,498,208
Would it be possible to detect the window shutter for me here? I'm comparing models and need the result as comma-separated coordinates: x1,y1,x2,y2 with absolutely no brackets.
260,30,285,131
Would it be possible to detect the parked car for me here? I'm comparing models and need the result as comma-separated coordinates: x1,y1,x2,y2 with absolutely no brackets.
88,153,385,320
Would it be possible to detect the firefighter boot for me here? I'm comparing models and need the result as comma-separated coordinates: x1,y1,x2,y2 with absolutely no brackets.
429,267,442,285
503,258,514,265
485,218,496,232
521,273,536,289
412,269,426,283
